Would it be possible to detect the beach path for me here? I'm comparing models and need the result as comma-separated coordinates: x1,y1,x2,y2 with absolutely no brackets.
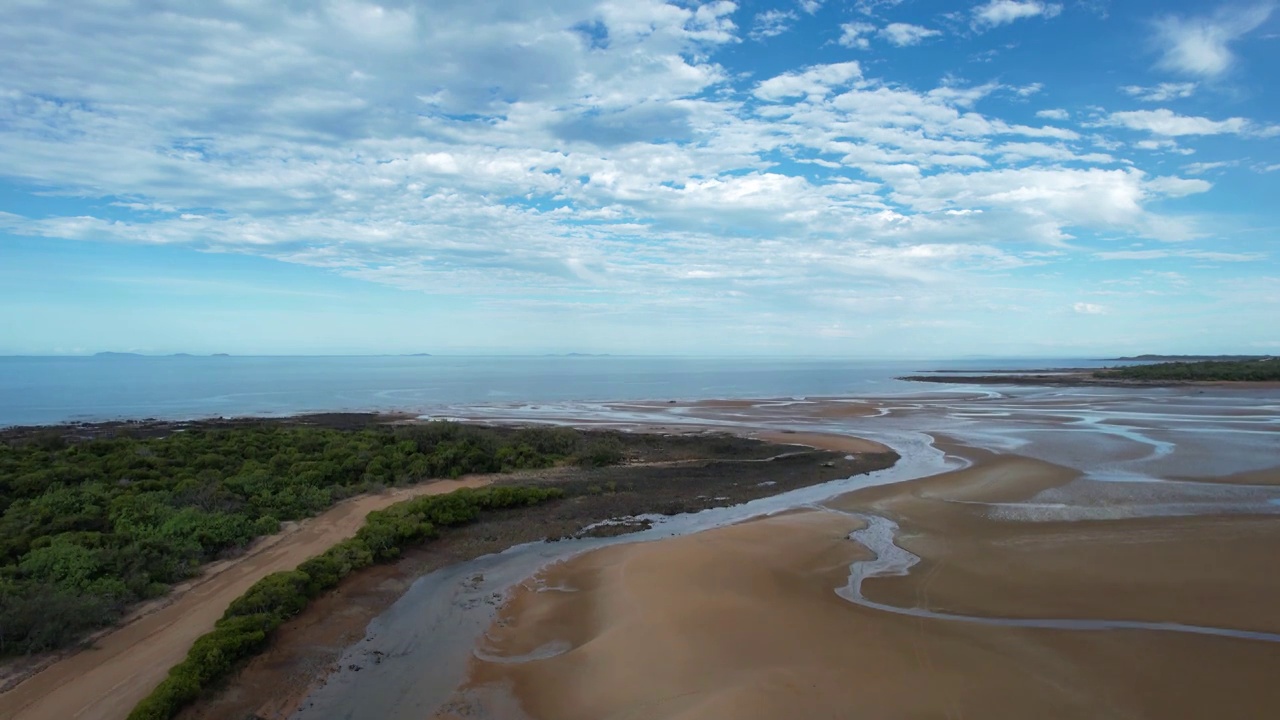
0,477,489,720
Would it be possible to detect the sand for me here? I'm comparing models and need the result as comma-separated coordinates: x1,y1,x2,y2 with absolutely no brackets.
1192,465,1280,486
752,429,890,455
446,449,1280,719
0,477,489,720
17,391,1270,720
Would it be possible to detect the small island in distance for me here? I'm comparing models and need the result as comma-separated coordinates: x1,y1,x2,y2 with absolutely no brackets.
1106,354,1274,362
903,357,1280,387
94,352,233,358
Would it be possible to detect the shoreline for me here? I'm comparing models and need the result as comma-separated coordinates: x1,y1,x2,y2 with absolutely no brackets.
0,416,894,720
445,441,1280,720
5,389,1278,720
163,427,898,720
899,372,1280,389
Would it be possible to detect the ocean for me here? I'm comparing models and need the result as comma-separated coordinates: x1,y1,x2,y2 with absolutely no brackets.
0,355,1130,428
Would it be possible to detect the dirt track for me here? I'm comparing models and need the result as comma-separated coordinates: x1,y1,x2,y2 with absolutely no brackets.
0,477,488,720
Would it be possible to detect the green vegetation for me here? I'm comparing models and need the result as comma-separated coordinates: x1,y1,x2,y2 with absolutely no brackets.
1097,357,1280,382
0,421,598,656
126,485,562,720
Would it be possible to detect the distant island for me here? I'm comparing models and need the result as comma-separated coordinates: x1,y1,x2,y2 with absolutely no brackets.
94,352,231,358
1107,354,1273,362
902,357,1280,387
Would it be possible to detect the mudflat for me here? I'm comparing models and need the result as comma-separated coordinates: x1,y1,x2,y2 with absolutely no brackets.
170,432,895,720
447,448,1280,719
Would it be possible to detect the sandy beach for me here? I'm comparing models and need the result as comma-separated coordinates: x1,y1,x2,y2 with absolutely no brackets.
444,444,1280,719
7,387,1277,720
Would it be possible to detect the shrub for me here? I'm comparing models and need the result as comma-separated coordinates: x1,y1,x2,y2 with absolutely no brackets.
126,485,565,720
574,437,625,467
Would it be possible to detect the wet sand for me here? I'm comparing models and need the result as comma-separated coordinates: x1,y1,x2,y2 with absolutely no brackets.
1193,465,1280,486
172,434,896,720
31,388,1267,720
752,429,890,455
446,447,1280,719
0,477,489,720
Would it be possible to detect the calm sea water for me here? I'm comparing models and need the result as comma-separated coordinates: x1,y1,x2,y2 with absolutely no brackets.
0,355,1129,428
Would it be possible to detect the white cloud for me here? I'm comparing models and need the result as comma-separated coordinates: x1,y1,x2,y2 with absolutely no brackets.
1121,82,1198,102
0,0,1261,349
1105,108,1268,136
1012,82,1044,98
1143,175,1212,198
972,1,1064,29
879,22,943,46
1095,249,1264,262
838,22,877,48
854,0,904,14
754,61,863,101
1183,160,1238,174
798,0,824,13
751,9,797,40
1153,4,1275,77
1073,302,1108,314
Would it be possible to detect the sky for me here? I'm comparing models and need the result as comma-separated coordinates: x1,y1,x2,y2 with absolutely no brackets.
1,0,1278,357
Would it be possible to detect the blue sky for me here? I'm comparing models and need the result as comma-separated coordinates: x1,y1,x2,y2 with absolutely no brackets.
1,0,1277,357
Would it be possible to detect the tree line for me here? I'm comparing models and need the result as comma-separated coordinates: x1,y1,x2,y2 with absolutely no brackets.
0,421,613,656
126,484,563,720
1097,357,1280,382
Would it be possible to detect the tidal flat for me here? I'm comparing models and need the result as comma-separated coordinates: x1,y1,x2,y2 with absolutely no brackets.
311,386,1280,720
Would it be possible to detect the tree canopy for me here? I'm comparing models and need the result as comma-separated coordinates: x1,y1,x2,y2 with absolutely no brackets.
1097,358,1280,382
0,421,594,656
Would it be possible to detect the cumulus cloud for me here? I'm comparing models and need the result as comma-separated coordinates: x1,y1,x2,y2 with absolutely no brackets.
1121,82,1198,102
972,0,1064,29
1105,108,1273,136
1011,82,1044,98
838,22,877,48
751,9,797,40
0,0,1258,343
1095,249,1264,262
879,22,943,46
1153,3,1274,77
840,21,942,48
1143,175,1212,198
753,61,863,101
1182,160,1238,175
854,0,905,13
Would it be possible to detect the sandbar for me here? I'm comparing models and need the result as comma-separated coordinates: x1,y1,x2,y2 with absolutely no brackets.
444,447,1280,719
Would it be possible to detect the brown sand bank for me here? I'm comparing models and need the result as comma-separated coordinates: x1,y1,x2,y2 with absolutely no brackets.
613,397,881,423
449,448,1280,719
752,429,890,455
0,477,488,720
1189,465,1280,486
829,448,1280,631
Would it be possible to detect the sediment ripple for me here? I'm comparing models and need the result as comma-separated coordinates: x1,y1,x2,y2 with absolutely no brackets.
836,510,1280,644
